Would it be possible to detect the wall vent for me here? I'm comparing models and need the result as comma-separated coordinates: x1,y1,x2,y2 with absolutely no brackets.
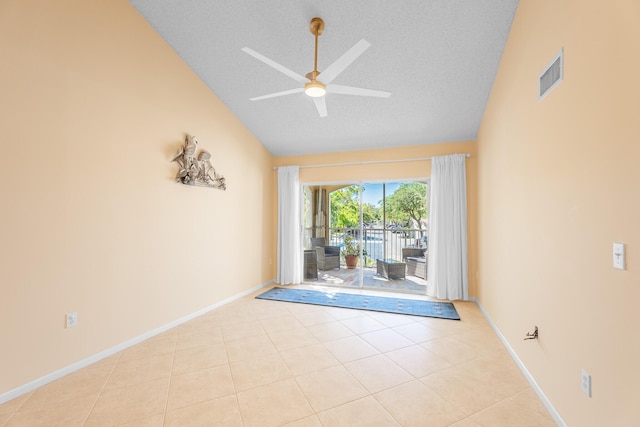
539,48,563,101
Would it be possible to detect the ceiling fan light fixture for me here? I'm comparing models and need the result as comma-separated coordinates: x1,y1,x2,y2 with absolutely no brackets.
305,80,326,97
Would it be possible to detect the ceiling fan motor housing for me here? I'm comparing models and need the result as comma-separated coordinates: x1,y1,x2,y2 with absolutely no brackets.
305,80,326,97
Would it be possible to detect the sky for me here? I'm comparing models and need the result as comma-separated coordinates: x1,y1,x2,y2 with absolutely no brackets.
361,182,401,206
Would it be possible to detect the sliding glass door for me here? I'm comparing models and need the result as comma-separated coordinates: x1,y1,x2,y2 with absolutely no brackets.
302,181,429,294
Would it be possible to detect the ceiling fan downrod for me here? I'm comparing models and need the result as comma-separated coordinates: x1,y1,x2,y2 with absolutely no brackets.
305,17,326,97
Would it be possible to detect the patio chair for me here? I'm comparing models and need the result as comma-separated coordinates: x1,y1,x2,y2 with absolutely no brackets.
304,249,318,280
402,247,427,279
401,247,426,261
311,237,340,270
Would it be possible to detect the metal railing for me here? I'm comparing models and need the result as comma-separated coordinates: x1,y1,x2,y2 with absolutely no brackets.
304,227,427,266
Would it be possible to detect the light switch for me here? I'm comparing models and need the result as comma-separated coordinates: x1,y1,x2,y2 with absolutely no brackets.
613,243,626,270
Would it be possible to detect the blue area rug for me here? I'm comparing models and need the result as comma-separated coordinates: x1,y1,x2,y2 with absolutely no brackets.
256,287,460,320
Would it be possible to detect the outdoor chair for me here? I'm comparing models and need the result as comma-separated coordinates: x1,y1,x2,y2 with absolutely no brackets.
402,247,427,279
401,247,426,261
304,249,318,280
311,237,341,270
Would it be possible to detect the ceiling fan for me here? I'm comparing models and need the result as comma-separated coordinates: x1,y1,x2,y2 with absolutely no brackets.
242,17,391,118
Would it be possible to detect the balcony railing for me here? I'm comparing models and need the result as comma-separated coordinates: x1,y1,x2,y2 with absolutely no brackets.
304,227,427,266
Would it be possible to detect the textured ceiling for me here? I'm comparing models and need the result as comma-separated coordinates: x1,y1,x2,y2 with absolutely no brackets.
129,0,519,156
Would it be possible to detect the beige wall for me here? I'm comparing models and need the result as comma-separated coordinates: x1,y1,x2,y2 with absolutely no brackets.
0,0,275,395
275,141,478,296
478,1,640,425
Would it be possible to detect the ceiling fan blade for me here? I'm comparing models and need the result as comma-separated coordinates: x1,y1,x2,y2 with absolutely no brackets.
249,88,304,101
241,47,308,84
319,39,370,84
312,96,328,118
327,84,391,98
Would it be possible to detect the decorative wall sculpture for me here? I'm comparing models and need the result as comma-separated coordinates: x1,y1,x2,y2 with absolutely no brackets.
171,134,226,190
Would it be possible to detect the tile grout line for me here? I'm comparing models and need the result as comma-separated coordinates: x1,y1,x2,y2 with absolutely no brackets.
158,332,179,427
81,352,122,426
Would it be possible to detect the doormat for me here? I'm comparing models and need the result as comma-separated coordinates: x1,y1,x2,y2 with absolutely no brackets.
256,287,460,320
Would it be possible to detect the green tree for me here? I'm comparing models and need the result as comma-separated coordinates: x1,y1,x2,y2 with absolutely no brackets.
329,186,360,228
329,185,381,228
385,183,428,232
362,202,381,225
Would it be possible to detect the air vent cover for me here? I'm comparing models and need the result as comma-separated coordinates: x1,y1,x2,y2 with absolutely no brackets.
539,48,563,101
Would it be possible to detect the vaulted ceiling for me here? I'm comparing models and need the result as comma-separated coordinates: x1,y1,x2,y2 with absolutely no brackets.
129,0,519,156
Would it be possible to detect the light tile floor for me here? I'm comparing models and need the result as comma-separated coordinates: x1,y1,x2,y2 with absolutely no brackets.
0,285,557,426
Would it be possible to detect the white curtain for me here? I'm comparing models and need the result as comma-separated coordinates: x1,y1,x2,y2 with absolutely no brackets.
277,166,302,284
427,154,469,300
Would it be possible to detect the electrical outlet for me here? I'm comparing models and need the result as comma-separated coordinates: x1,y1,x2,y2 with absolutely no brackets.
66,312,77,328
581,369,592,397
613,243,626,270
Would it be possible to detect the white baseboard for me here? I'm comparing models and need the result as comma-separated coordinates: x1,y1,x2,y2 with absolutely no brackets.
0,280,274,405
474,299,567,427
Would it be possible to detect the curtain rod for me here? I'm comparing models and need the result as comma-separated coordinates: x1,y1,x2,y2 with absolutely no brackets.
273,152,471,170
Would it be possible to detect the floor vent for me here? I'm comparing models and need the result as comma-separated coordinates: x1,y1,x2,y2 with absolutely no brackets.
539,48,563,101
